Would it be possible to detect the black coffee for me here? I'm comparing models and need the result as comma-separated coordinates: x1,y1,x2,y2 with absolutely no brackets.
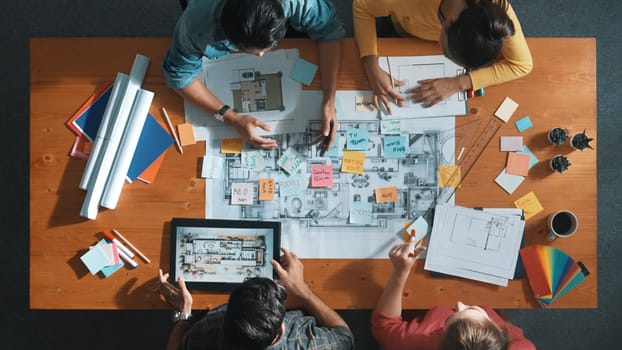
553,212,574,235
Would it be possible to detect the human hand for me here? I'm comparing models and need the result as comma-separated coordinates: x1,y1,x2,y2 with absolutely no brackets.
312,100,338,155
270,248,312,299
408,77,463,107
362,56,406,114
229,113,278,149
158,269,193,314
388,242,426,277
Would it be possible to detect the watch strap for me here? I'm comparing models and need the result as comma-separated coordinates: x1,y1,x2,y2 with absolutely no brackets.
214,104,230,122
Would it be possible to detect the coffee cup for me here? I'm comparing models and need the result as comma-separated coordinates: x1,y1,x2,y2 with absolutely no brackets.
546,210,579,241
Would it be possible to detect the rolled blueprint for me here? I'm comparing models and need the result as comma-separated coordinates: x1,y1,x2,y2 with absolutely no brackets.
80,54,150,220
100,88,154,209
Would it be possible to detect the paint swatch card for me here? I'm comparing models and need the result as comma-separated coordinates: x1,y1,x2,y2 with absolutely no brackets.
381,119,402,134
289,58,318,86
311,165,334,188
277,147,306,174
241,150,265,171
346,128,369,151
383,135,407,158
341,151,366,174
506,152,530,176
231,182,254,205
494,97,519,122
495,168,525,195
438,165,461,188
500,136,523,151
349,201,373,225
221,138,243,154
258,178,275,201
515,116,533,132
278,173,307,197
375,186,398,203
201,156,226,179
514,191,544,220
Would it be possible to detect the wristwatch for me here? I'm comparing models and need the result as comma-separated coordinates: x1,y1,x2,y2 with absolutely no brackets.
214,104,230,122
172,310,193,322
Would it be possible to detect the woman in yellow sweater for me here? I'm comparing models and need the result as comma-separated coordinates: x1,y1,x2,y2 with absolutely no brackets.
353,0,532,113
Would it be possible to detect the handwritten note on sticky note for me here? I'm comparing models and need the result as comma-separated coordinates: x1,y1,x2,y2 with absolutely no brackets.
323,133,340,157
514,191,544,220
221,138,243,154
258,178,275,201
202,156,225,179
277,147,306,174
439,165,461,188
383,135,407,158
375,186,398,203
311,165,334,188
278,173,307,197
289,58,318,86
506,152,530,176
381,119,401,134
349,201,373,225
231,182,254,205
346,128,369,151
355,96,376,111
341,151,366,174
242,150,265,171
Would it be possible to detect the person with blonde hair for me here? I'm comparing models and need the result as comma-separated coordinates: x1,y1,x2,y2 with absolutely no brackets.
372,242,535,350
353,0,532,113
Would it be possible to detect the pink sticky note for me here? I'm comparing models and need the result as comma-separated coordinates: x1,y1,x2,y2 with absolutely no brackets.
311,165,334,187
506,152,530,176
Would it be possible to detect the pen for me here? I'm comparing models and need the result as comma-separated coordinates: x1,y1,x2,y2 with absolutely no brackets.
102,230,135,259
320,120,335,156
112,229,152,264
386,56,395,90
116,246,139,268
161,107,184,154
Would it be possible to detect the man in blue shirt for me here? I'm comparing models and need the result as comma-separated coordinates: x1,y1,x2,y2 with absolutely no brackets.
159,248,354,350
163,0,345,149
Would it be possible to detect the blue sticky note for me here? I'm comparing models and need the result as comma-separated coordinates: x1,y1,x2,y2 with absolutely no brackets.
515,116,533,132
324,133,341,157
350,201,373,225
346,128,369,151
518,145,539,169
80,246,111,275
383,135,407,158
289,58,318,86
278,173,307,197
101,262,124,277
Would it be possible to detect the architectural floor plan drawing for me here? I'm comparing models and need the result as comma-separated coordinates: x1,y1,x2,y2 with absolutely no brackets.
204,118,455,258
230,69,284,113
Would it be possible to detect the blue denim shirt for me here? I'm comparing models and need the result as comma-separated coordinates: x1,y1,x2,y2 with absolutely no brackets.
162,0,346,89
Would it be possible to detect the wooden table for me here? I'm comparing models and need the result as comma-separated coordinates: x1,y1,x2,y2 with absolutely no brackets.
30,38,597,310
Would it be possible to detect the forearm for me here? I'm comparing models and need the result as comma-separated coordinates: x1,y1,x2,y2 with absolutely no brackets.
298,288,349,329
176,78,241,126
165,321,191,350
374,270,409,317
317,40,341,104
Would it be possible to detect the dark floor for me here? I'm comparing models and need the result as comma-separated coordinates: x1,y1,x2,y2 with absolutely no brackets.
3,1,621,348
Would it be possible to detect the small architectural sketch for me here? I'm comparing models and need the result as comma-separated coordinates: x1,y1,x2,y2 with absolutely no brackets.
449,214,509,251
230,69,285,113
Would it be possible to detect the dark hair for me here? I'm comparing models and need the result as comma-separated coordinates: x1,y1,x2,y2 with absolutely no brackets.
224,278,287,350
440,317,510,350
221,0,288,51
447,0,515,69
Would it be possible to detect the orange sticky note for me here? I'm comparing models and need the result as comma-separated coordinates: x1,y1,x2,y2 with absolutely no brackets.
177,123,196,146
341,151,365,174
439,165,461,188
514,191,544,220
311,165,334,187
258,178,275,201
375,186,398,203
506,152,530,176
221,138,243,154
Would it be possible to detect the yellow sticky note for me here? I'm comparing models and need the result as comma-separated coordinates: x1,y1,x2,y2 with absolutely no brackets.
221,138,243,154
375,186,398,203
258,178,275,201
439,165,461,188
514,191,544,220
341,151,365,174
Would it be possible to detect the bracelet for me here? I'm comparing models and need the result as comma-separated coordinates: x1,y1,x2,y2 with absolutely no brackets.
172,310,193,322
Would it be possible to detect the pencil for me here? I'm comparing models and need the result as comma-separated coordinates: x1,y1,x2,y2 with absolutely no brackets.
161,107,184,154
386,56,395,89
112,229,151,264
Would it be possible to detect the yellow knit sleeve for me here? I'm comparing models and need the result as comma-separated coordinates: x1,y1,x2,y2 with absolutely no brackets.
353,0,391,58
468,3,533,90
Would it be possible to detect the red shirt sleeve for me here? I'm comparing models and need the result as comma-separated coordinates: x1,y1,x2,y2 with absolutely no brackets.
371,307,453,350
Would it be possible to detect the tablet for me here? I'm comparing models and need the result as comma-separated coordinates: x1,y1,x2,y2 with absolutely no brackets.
170,218,281,291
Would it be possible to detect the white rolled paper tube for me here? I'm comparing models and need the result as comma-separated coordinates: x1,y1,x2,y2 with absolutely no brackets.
100,88,154,209
80,54,151,219
79,72,129,190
